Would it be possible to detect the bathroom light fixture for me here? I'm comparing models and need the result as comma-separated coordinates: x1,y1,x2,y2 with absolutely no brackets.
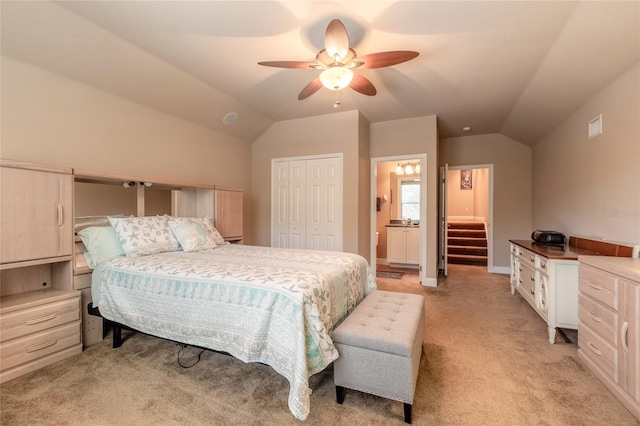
395,162,421,175
141,182,152,187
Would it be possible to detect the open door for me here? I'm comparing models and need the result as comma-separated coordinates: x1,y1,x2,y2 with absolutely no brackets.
439,164,448,276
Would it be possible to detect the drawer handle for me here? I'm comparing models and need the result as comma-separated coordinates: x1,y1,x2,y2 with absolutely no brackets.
587,342,602,357
530,288,535,295
25,313,59,325
622,321,629,352
518,266,523,272
26,339,58,353
588,282,603,291
588,311,602,323
540,261,546,269
518,278,523,284
530,255,535,262
530,274,535,282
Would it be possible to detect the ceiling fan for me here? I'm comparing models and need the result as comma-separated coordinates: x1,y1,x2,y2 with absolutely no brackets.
258,19,419,101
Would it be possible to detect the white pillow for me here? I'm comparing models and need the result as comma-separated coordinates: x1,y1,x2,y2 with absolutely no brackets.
202,217,226,245
108,216,180,257
168,218,217,252
77,226,125,268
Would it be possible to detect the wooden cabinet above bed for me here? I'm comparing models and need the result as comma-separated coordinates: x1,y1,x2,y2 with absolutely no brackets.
214,189,243,243
1,160,73,264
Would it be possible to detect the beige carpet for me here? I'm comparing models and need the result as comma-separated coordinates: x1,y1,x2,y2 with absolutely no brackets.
1,265,638,425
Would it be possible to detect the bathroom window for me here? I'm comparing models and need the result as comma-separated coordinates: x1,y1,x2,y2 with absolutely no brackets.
400,179,420,220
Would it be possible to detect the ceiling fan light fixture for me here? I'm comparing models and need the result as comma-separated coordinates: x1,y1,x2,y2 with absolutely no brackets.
319,67,353,90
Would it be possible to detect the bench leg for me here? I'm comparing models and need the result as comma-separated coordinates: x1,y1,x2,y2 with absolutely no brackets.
336,386,345,404
404,403,412,424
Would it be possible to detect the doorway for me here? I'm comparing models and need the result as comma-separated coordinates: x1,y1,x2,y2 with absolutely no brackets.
439,164,494,275
371,155,427,285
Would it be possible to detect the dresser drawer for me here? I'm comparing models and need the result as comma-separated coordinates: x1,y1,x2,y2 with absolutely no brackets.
579,264,618,310
0,321,81,372
579,293,618,346
518,262,536,303
579,323,619,382
0,297,80,343
536,256,549,273
517,247,536,270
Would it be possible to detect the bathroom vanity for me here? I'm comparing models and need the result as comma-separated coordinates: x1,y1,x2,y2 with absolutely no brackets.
386,224,420,265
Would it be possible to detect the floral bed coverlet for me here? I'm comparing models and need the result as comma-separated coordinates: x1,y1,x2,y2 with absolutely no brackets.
92,244,376,420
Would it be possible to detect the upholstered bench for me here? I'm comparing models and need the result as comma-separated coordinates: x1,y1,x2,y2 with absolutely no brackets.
332,290,425,424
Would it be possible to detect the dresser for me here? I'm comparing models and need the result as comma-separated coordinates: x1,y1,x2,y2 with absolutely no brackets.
577,255,639,421
0,159,82,383
510,240,597,344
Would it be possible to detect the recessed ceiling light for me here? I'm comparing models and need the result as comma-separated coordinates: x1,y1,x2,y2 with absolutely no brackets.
462,126,472,132
223,112,238,125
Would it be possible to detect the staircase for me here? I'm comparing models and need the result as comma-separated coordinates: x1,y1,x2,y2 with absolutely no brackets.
447,222,488,266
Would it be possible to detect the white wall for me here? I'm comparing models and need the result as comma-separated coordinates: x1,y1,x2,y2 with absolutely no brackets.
440,133,532,268
1,57,254,241
447,168,489,221
250,110,370,258
370,116,439,285
533,62,640,246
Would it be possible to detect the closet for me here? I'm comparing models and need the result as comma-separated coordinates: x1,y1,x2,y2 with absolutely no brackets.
271,155,343,251
0,160,81,383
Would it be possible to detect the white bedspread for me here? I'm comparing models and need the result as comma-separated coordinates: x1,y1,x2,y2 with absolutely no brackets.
92,244,376,420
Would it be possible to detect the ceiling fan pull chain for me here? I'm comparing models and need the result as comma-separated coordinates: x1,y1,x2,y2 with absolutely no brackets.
333,91,341,108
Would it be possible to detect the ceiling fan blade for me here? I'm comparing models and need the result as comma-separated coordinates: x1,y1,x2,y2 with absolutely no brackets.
298,79,323,100
325,19,349,60
349,74,377,96
258,61,315,69
357,51,419,69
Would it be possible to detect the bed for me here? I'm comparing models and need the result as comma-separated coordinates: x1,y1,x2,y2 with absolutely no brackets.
81,216,376,421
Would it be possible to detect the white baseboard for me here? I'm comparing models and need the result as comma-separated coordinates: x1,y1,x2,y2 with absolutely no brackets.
421,277,438,287
489,266,511,275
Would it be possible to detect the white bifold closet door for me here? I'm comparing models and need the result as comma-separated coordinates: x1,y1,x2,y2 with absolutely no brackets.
272,155,343,251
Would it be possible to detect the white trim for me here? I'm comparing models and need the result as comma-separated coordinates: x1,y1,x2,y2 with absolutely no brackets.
271,153,344,163
490,266,511,275
422,277,437,287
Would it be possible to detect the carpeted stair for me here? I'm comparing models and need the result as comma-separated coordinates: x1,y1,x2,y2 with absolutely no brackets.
447,222,488,266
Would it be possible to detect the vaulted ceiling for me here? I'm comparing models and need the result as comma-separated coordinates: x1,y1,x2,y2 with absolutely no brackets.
2,1,639,145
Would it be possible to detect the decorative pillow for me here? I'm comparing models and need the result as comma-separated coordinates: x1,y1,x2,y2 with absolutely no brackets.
202,217,227,245
108,216,180,257
168,218,217,252
77,226,125,268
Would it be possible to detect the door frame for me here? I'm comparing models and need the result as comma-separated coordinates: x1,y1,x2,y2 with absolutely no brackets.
370,154,428,285
440,164,495,272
